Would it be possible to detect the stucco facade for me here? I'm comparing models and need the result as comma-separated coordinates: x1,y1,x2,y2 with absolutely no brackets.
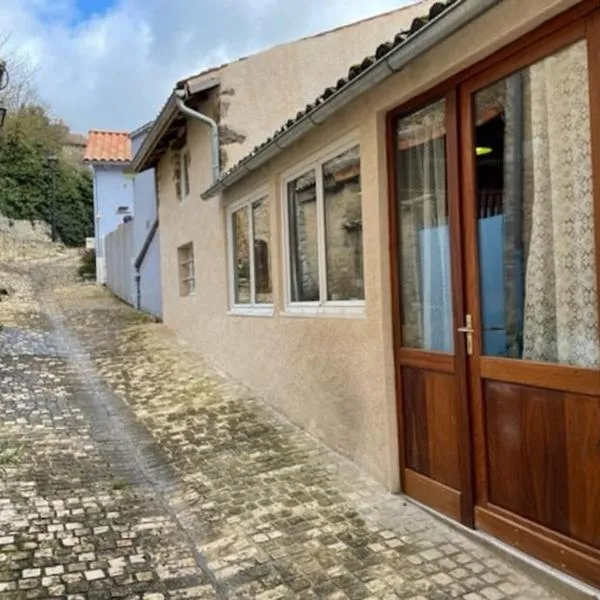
154,0,585,490
194,0,437,171
92,166,134,284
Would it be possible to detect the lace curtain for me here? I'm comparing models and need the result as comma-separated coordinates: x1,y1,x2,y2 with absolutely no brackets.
522,40,599,367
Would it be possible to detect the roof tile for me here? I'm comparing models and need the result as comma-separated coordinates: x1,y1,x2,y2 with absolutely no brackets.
84,130,132,163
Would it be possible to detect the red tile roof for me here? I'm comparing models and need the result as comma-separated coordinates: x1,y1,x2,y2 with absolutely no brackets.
84,130,132,163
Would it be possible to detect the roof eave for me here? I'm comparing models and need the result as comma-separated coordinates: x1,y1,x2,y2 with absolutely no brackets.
130,93,179,173
131,76,221,174
129,120,155,140
85,160,132,168
201,0,503,200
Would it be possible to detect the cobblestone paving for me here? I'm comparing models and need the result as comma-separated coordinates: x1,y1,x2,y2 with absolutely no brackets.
0,255,566,600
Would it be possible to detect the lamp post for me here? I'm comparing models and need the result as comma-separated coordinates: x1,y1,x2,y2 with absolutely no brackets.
47,154,59,242
0,60,8,129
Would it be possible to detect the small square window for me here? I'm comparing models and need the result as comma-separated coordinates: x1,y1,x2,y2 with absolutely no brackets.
177,242,195,296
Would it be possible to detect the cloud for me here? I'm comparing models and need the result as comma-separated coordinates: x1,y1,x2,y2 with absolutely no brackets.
0,0,413,133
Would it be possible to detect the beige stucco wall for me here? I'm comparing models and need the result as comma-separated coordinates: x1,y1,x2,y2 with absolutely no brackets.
187,0,437,171
158,0,585,489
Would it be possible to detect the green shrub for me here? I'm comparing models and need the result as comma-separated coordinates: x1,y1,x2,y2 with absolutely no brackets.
78,248,96,279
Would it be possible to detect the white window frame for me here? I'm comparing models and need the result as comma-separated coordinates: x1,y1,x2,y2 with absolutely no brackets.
178,242,195,297
281,132,365,317
227,186,274,317
179,147,190,202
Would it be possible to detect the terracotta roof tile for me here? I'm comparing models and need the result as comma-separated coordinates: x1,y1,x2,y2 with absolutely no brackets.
84,130,132,163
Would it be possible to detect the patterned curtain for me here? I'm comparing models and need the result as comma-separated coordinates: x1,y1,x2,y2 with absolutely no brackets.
522,40,599,368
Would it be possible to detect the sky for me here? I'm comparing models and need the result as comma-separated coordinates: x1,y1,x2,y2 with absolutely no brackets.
0,0,415,134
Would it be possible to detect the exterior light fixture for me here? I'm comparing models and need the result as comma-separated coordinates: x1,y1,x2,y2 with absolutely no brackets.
476,146,493,156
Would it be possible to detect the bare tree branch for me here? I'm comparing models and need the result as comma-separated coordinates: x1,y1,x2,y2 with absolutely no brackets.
0,32,40,110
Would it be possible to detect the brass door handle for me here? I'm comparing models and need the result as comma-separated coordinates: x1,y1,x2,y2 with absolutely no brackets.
458,314,474,355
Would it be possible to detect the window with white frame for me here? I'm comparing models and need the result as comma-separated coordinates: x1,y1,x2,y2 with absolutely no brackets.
178,242,195,296
179,148,190,201
228,194,273,310
284,142,364,311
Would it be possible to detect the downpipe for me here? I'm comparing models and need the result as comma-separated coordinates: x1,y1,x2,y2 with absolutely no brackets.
174,89,220,183
135,271,141,310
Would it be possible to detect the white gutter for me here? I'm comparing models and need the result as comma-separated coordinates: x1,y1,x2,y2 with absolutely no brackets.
130,76,220,174
174,88,220,183
202,0,504,200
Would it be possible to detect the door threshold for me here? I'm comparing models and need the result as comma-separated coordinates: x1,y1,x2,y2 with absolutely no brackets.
403,496,600,600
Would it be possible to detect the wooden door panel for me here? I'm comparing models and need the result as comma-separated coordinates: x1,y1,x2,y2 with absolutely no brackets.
565,394,600,548
402,367,461,490
485,381,569,535
403,367,429,476
485,380,600,549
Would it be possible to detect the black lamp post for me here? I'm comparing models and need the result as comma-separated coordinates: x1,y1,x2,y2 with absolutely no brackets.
0,60,8,129
47,154,59,242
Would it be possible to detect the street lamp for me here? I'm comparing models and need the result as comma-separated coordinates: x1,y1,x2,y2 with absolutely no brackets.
47,154,59,242
0,60,8,129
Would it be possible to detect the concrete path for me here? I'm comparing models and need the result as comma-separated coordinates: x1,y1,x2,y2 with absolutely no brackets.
0,254,565,599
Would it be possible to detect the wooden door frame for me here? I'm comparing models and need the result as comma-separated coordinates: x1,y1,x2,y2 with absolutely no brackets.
386,84,473,525
457,4,600,586
459,15,592,511
386,0,600,586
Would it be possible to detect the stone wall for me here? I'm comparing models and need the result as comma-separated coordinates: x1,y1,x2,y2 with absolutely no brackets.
0,233,60,262
0,217,51,242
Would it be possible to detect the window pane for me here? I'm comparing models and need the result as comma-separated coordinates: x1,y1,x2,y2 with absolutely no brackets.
323,145,364,301
252,198,272,304
396,99,453,352
474,40,598,367
177,243,194,297
288,170,319,302
183,151,190,197
232,207,251,304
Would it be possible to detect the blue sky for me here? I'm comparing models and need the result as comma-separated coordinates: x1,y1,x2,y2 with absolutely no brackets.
75,0,115,20
0,0,420,132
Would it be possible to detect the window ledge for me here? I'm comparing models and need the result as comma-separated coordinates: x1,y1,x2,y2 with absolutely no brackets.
281,303,366,319
228,306,274,318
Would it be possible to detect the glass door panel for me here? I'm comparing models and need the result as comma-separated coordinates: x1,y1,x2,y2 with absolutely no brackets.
395,99,454,353
473,39,599,368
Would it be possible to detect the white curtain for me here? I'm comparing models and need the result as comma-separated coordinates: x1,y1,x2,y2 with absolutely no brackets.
398,100,453,352
522,40,599,368
421,136,453,353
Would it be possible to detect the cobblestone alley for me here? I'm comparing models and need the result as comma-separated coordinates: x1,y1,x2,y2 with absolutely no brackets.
0,253,568,599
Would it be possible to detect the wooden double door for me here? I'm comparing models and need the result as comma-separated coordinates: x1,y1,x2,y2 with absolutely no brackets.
389,4,600,589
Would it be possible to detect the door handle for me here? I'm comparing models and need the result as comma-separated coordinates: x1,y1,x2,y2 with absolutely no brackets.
458,314,474,355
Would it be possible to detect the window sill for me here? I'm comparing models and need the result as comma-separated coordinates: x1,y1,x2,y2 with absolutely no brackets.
281,303,366,319
228,306,274,318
